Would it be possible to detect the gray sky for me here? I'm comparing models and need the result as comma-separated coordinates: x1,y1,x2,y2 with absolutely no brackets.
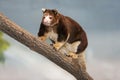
0,0,120,59
0,1,120,80
0,0,120,34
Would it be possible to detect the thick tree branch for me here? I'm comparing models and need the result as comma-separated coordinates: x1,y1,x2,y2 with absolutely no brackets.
0,13,93,80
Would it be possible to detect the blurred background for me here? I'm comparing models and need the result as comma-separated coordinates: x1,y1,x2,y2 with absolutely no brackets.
0,0,120,80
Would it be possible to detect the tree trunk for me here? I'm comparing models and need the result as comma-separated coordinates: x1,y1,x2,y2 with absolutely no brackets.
0,13,93,80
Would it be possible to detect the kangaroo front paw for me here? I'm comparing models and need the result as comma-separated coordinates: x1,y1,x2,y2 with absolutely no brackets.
39,36,46,41
66,52,78,59
53,43,61,50
53,42,64,51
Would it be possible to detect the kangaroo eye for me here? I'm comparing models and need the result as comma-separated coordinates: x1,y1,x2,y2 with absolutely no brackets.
49,17,52,19
43,16,45,19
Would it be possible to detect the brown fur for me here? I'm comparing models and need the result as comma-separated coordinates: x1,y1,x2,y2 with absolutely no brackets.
38,9,88,71
38,9,88,54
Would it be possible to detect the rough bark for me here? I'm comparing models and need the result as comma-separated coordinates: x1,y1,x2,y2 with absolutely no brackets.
0,13,93,80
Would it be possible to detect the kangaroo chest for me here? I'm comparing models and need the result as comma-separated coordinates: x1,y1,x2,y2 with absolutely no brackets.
47,30,58,42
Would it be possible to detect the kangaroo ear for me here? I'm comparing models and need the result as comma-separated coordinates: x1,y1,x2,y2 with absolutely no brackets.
42,8,47,13
52,9,58,15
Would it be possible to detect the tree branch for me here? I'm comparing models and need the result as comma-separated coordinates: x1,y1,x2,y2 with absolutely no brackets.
0,13,93,80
